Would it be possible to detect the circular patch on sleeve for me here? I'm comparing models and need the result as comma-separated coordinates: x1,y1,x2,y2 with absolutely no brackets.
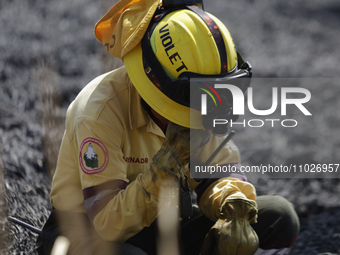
79,137,109,174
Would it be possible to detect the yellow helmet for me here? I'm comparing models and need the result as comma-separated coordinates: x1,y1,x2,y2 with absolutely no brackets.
124,5,249,129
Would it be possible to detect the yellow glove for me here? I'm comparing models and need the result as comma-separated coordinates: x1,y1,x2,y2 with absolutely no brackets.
201,199,259,255
198,178,259,255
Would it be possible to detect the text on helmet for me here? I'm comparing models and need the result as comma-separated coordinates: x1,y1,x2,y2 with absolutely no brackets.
159,24,188,73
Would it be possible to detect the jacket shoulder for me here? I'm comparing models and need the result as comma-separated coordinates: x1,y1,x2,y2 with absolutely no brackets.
68,65,130,119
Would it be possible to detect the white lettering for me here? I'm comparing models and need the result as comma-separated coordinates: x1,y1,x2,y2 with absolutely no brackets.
281,88,312,116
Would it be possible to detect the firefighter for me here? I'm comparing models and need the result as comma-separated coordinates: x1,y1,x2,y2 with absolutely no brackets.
37,0,299,254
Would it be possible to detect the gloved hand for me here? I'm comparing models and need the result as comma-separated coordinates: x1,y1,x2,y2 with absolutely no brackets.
140,122,212,201
200,199,259,255
153,122,212,176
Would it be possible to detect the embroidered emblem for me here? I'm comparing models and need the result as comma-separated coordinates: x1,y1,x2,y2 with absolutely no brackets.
80,138,109,174
84,143,98,168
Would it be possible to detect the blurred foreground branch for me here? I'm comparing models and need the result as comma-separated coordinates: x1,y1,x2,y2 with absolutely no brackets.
0,147,8,251
35,65,64,179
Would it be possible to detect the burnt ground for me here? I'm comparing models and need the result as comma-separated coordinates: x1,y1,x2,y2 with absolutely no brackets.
0,0,340,254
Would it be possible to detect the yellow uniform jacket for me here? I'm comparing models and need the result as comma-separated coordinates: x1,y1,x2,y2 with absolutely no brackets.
50,65,255,242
